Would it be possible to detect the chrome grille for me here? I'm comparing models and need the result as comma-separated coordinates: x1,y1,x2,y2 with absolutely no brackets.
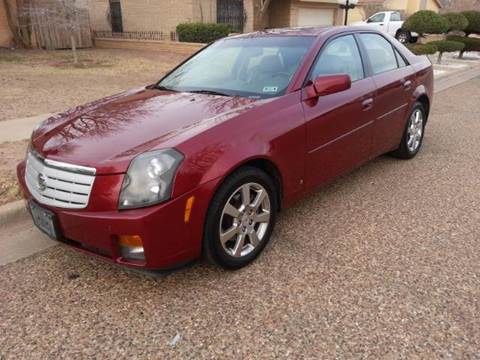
25,151,96,209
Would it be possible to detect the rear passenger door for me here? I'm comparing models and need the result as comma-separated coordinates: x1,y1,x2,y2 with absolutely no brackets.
303,34,377,189
358,33,415,156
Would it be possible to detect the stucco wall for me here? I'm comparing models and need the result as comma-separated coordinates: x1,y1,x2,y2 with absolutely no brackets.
425,0,440,11
348,7,365,23
406,0,440,15
0,1,13,47
89,0,111,31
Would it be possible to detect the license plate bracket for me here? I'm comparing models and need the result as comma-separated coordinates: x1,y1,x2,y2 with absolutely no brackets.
29,201,61,240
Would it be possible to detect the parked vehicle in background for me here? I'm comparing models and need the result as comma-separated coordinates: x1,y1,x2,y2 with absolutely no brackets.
17,26,433,271
352,11,418,43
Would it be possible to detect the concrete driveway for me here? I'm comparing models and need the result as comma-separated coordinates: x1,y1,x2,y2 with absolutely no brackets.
1,78,479,358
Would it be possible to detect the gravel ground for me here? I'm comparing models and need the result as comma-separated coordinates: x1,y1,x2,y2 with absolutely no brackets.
0,48,185,121
1,78,479,358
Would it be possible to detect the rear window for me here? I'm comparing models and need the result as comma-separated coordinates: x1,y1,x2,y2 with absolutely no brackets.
359,33,398,75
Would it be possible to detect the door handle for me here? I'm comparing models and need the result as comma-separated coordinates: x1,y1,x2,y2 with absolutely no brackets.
403,80,412,90
362,98,373,111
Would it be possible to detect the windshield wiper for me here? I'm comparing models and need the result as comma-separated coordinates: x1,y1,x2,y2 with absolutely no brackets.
154,85,178,92
187,89,232,97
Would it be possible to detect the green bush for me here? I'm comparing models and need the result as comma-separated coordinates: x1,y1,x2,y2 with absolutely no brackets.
403,10,449,37
441,12,468,32
446,34,480,58
406,43,438,55
176,23,235,43
461,10,480,36
429,40,465,52
428,40,465,63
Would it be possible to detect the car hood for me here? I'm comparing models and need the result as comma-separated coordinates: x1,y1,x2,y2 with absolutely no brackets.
31,87,262,174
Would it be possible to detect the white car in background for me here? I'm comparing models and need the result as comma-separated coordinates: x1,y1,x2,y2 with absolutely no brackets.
352,11,418,43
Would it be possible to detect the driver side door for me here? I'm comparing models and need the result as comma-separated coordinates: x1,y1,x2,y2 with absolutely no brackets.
302,34,377,189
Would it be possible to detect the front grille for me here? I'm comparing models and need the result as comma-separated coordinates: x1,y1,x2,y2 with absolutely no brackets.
25,151,96,209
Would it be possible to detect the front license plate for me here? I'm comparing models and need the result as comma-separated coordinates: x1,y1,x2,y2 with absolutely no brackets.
29,201,60,240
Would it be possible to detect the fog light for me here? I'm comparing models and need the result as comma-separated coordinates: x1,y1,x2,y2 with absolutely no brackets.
118,235,145,261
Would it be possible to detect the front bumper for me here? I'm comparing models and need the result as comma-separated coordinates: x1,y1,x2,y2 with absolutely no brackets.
17,161,219,270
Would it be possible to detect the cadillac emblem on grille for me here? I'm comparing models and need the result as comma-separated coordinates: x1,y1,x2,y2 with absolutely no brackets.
37,173,47,191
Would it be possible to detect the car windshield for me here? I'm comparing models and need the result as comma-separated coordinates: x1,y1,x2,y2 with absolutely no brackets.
157,36,315,99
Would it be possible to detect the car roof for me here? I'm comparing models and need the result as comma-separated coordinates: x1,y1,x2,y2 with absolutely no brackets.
229,26,333,38
228,26,377,39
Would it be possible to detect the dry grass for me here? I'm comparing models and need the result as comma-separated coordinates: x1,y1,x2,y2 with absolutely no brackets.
0,48,187,121
0,140,29,206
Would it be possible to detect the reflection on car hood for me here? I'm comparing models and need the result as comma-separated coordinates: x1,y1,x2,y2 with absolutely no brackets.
31,87,263,174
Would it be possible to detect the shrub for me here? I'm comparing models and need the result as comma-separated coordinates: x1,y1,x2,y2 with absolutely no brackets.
461,10,480,36
406,43,438,55
446,34,480,58
403,10,449,37
441,12,468,32
176,23,235,43
428,40,465,63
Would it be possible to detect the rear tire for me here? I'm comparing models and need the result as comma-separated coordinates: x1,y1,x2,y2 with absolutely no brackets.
396,30,410,44
203,166,278,270
391,102,426,159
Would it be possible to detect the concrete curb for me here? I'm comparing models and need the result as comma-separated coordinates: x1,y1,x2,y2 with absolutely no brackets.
434,66,480,94
0,200,29,227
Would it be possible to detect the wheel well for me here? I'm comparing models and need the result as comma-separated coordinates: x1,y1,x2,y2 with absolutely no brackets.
237,158,283,211
417,94,430,118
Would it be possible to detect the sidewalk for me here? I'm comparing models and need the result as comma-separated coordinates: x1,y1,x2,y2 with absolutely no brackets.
0,113,53,143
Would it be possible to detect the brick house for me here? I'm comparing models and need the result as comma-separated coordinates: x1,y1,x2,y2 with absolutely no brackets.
88,0,347,36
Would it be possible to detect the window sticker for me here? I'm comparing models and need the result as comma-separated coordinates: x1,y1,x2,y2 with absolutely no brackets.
262,86,279,93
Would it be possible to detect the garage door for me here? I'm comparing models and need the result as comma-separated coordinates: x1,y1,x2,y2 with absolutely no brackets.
297,7,335,27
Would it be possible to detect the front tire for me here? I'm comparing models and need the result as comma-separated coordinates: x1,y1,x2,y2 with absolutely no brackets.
391,102,426,159
203,166,277,270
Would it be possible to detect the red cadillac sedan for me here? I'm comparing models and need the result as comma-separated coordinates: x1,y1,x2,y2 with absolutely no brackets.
17,26,433,270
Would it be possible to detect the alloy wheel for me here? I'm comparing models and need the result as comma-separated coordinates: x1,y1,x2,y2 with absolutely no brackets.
407,108,424,153
397,32,408,43
219,182,271,258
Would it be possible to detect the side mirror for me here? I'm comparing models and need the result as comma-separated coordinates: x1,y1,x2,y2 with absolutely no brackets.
304,74,352,100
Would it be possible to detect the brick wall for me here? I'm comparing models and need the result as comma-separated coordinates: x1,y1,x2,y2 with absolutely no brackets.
88,0,217,34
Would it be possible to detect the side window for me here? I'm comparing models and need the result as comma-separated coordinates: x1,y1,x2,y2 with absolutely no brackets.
310,35,364,82
359,33,398,75
395,48,408,67
368,13,385,23
390,12,401,21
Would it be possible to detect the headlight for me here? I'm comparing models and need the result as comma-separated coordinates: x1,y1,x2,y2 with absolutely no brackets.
119,149,184,209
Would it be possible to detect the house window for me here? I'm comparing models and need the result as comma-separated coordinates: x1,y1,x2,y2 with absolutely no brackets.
109,0,123,33
217,0,244,32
